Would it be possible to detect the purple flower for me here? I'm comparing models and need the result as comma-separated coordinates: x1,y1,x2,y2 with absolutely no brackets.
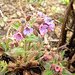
48,20,55,31
39,24,48,37
44,17,52,24
23,26,33,36
13,32,23,41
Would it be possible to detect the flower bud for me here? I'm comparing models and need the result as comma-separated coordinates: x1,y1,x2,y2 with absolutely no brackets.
51,64,55,67
60,68,63,72
18,25,23,33
51,51,55,59
33,30,38,37
10,42,14,48
58,55,61,61
50,64,55,70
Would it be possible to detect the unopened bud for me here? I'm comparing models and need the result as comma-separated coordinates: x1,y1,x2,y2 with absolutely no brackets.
60,68,63,72
51,51,55,59
51,64,55,67
50,64,55,70
58,55,61,61
33,30,38,37
10,42,14,48
18,25,23,33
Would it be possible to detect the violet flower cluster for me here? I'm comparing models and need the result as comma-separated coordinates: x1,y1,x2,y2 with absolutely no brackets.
13,11,55,41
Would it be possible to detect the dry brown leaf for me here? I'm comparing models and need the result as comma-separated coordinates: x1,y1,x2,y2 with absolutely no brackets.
28,52,39,61
55,27,61,38
8,63,16,68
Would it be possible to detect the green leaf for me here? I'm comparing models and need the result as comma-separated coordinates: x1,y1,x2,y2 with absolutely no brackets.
61,0,69,5
26,52,33,55
6,39,11,50
59,17,64,23
61,61,66,66
25,34,38,42
44,62,50,69
5,52,11,56
0,61,8,74
0,37,2,40
40,0,44,3
36,53,43,59
65,0,69,5
38,59,41,63
0,21,5,27
61,50,65,59
62,69,72,75
54,57,58,64
11,14,17,18
58,65,64,69
0,65,8,74
0,61,5,67
30,18,37,24
72,73,75,75
13,21,22,30
43,69,54,75
11,47,25,56
1,42,7,51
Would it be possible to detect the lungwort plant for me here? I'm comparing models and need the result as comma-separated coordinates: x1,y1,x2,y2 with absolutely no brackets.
0,11,71,75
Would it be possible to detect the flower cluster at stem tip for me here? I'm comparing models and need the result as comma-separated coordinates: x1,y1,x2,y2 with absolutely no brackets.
50,64,63,74
13,11,55,41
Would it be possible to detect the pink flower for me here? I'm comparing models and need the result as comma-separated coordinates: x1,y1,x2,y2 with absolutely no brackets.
13,32,23,41
60,68,63,72
55,66,60,72
39,24,48,37
23,26,33,36
43,54,47,58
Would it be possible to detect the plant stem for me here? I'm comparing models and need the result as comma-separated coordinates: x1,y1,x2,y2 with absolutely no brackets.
28,41,32,50
24,39,27,62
